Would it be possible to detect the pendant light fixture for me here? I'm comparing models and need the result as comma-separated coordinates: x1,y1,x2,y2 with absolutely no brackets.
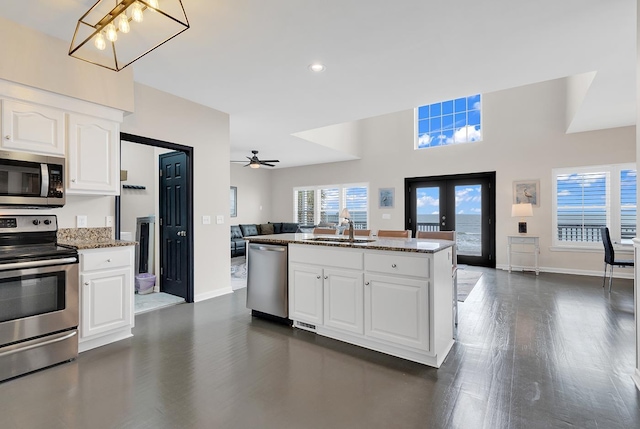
69,0,189,72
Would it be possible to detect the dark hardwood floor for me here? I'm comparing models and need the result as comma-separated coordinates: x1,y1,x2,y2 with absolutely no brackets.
0,268,638,428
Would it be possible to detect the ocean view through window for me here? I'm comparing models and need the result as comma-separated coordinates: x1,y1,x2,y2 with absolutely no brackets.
553,164,636,245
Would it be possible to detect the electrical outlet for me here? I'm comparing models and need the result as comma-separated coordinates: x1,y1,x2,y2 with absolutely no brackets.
105,216,113,227
76,215,88,228
202,215,211,225
382,213,391,220
216,215,224,224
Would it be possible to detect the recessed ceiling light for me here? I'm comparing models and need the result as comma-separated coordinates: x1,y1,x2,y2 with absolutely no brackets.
308,63,326,73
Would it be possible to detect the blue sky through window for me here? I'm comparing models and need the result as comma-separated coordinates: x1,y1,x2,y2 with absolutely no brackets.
416,94,482,149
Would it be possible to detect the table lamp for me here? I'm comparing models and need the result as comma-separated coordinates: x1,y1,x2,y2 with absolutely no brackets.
512,203,533,234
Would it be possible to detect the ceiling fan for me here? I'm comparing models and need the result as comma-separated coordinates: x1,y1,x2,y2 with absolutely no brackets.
231,150,280,168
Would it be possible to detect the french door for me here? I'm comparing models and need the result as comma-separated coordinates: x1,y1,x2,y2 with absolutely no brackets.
405,172,495,267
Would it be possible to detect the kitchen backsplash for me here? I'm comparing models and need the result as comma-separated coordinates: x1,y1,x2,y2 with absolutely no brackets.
57,227,113,242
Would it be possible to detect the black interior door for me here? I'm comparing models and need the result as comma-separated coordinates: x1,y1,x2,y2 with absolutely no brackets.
159,151,189,300
406,172,495,267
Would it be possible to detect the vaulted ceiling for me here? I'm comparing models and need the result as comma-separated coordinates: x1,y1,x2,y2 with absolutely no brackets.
0,1,635,168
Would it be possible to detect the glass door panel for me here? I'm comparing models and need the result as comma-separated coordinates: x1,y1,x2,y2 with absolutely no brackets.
454,184,482,256
416,186,441,233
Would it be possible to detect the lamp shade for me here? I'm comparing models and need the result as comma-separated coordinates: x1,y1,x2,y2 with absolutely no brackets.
511,203,533,218
340,208,351,219
69,0,189,71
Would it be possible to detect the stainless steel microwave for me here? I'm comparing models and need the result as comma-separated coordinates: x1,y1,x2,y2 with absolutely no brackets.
0,151,65,207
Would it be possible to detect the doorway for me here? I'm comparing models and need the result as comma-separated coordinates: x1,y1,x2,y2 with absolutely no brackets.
405,172,496,267
117,133,195,304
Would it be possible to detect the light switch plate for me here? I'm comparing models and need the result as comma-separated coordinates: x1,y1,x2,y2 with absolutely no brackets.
202,215,211,225
216,215,224,224
76,215,88,228
105,216,113,227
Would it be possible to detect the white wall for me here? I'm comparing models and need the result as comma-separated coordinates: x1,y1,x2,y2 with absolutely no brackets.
120,141,157,235
230,163,273,225
122,83,231,302
271,77,636,276
0,16,134,113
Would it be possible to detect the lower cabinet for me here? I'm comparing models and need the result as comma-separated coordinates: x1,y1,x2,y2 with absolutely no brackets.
78,246,135,353
288,244,453,368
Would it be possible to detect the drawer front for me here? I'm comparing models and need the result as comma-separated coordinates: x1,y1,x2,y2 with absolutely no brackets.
510,237,536,244
364,252,429,278
81,248,132,272
289,244,363,270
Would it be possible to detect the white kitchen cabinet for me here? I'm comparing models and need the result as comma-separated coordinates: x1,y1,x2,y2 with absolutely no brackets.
364,273,428,350
288,243,454,368
289,262,324,325
324,268,364,335
78,246,134,353
67,113,120,195
1,99,66,156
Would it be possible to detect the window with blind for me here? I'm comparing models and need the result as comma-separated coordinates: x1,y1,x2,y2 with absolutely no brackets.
553,164,636,245
293,184,369,228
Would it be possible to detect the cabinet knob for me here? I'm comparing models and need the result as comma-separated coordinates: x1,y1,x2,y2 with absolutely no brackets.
324,276,328,280
107,259,112,262
316,275,321,279
391,263,397,268
84,282,89,286
4,135,9,140
365,281,370,285
71,179,76,183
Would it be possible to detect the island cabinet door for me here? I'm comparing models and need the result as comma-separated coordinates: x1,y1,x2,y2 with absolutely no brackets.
323,268,364,335
364,274,429,351
289,263,324,325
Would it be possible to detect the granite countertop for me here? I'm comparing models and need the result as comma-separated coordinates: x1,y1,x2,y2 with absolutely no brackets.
57,227,137,250
245,233,454,254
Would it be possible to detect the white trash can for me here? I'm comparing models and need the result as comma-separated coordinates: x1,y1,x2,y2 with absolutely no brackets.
135,273,156,294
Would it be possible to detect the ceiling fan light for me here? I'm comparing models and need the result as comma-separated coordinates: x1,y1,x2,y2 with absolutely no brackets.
249,163,260,169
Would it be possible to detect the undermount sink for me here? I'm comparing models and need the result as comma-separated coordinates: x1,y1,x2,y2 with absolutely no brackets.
305,237,376,243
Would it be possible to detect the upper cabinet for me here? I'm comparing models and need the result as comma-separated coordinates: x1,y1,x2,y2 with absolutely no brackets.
67,113,120,196
0,79,124,196
1,99,66,156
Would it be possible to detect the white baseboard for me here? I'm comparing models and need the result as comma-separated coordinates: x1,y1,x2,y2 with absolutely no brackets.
195,287,233,302
495,264,634,280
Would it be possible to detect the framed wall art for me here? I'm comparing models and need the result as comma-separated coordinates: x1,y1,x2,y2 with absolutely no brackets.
513,180,539,207
379,188,395,208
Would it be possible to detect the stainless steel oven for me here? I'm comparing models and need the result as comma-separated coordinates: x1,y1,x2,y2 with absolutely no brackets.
0,215,79,382
0,151,65,207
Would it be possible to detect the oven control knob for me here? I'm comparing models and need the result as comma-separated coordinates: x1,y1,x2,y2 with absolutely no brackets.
32,220,40,225
43,219,51,225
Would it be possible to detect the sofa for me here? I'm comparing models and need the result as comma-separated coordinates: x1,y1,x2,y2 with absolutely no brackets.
230,222,301,257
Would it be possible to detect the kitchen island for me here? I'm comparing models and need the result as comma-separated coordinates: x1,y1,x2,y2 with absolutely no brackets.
245,233,455,368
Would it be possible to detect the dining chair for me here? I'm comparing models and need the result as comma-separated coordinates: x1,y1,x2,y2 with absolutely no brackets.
377,229,411,238
313,228,336,235
353,229,371,237
600,227,634,292
417,230,459,335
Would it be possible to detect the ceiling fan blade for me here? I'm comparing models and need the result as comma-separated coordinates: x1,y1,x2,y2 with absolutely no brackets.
261,162,276,167
259,159,279,163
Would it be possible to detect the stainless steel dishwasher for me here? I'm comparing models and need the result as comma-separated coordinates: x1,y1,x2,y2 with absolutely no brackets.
246,243,289,322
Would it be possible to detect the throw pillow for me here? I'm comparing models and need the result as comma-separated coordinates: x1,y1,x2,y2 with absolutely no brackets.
259,223,274,235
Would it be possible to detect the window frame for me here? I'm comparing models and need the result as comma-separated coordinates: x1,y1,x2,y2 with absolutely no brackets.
293,183,369,228
414,94,483,150
552,163,636,248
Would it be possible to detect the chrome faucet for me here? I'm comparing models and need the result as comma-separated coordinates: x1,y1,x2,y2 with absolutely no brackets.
346,218,355,242
340,208,355,242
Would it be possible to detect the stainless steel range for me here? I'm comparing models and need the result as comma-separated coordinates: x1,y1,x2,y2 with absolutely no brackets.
0,214,79,382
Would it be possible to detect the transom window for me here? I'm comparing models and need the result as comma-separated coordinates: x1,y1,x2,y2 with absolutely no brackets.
294,184,369,229
415,94,482,149
553,164,636,245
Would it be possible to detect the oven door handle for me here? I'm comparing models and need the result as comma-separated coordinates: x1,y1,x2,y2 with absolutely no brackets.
0,330,77,358
0,257,78,271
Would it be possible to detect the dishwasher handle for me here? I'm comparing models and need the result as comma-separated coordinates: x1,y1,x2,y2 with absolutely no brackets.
250,244,286,252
